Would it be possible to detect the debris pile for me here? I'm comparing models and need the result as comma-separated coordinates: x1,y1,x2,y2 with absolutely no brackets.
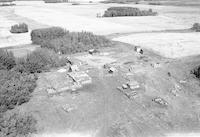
62,104,77,113
46,87,57,94
170,83,181,96
150,63,161,68
68,71,92,85
152,97,168,107
45,61,92,95
127,81,140,90
88,49,100,55
117,80,140,99
69,65,79,72
104,63,117,74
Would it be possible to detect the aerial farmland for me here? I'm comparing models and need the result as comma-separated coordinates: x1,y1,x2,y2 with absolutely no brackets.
1,0,200,137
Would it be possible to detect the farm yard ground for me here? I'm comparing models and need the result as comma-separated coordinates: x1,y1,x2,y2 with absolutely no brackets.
1,1,200,137
20,42,200,137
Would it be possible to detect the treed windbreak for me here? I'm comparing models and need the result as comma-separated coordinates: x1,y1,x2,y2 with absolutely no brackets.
31,27,112,54
0,0,14,2
103,7,157,17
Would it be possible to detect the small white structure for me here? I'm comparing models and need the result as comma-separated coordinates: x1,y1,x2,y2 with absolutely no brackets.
69,65,79,72
127,81,140,90
122,84,128,89
46,87,57,94
108,67,116,73
57,68,67,73
88,49,99,55
134,46,143,54
62,104,77,113
150,63,161,68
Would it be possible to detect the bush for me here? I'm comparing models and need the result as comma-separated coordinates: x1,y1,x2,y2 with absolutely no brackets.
31,27,67,45
148,2,161,5
31,28,112,54
192,23,200,32
103,7,157,17
10,23,28,34
192,66,200,79
16,48,66,73
0,49,16,70
0,70,37,113
0,111,37,137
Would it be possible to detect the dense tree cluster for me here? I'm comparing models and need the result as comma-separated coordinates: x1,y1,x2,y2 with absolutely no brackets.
103,7,157,17
0,111,37,137
192,23,200,32
192,66,200,79
31,27,67,45
0,48,66,136
16,48,66,73
31,27,112,54
10,23,28,34
0,70,37,113
0,49,16,70
43,0,68,3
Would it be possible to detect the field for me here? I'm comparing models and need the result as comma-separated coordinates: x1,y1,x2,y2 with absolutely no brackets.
1,1,200,58
1,1,200,137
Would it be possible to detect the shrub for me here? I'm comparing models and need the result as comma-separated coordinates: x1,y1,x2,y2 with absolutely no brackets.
31,27,67,45
72,2,80,5
192,66,200,79
16,48,66,74
0,49,16,70
103,7,157,17
0,111,37,137
32,29,112,54
192,23,200,32
0,70,37,113
10,23,28,34
148,2,161,5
